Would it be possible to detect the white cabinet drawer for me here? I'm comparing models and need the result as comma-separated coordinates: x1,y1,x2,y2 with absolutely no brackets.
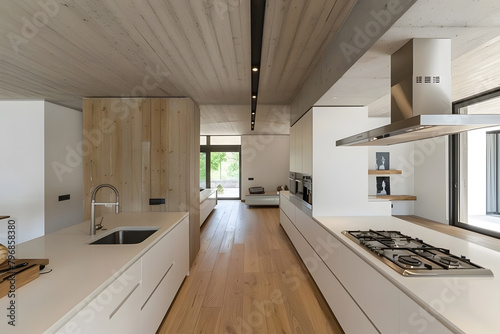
279,193,296,222
280,209,377,333
141,216,189,333
399,291,454,334
56,260,141,334
141,221,179,306
337,243,400,334
294,210,340,272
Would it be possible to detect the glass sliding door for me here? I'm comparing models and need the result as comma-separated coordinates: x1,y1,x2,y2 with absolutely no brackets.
200,136,241,199
210,151,240,199
451,89,500,237
200,152,207,190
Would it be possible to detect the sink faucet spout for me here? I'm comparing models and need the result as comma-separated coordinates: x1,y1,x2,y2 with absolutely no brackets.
90,184,120,235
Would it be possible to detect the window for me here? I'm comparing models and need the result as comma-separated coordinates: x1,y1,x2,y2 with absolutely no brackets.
451,89,500,238
200,136,241,199
486,131,500,215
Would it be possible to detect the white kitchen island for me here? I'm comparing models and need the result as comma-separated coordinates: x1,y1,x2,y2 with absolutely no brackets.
0,211,189,334
280,191,500,334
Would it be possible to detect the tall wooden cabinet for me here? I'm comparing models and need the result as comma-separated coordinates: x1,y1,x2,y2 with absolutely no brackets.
83,97,200,264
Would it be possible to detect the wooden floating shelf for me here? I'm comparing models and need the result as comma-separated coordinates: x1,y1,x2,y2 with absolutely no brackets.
369,195,417,201
368,170,402,175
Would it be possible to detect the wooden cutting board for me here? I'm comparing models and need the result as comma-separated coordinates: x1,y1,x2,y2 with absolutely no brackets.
0,259,49,299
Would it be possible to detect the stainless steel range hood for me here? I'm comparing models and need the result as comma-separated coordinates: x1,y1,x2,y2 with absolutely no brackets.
336,38,500,146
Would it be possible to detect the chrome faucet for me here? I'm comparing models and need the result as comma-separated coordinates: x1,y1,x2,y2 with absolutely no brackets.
90,184,119,235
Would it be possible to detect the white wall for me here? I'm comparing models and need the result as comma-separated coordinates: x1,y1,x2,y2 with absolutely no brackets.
414,137,449,224
0,101,83,245
44,102,83,234
312,107,391,216
0,101,46,244
241,135,290,200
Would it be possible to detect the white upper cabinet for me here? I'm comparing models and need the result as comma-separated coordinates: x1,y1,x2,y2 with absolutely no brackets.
290,108,312,174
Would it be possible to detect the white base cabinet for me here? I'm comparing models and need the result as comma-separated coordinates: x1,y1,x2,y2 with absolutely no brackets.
279,193,452,334
141,217,189,333
56,260,142,334
200,189,217,226
280,201,377,334
55,217,189,334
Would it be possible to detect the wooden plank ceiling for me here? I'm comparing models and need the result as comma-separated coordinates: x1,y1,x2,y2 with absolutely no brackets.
0,0,356,134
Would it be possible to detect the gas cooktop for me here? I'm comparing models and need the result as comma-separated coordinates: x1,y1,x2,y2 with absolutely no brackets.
342,230,493,277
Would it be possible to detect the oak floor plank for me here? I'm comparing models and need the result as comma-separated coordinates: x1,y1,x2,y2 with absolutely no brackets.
198,206,232,272
241,272,269,334
244,232,260,273
193,307,222,334
157,271,211,333
203,269,229,308
219,230,235,254
158,200,344,334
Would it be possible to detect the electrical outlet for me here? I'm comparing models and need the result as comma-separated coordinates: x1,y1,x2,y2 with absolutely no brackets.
149,198,166,205
58,194,70,201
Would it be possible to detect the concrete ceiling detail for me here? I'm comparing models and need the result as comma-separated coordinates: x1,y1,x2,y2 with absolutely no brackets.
1,1,500,134
0,0,356,134
316,0,500,117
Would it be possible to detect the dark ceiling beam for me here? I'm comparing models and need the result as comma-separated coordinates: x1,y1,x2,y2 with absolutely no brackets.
250,0,266,131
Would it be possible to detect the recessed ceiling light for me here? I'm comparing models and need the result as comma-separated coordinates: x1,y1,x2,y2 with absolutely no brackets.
252,111,255,115
252,95,257,99
252,67,259,72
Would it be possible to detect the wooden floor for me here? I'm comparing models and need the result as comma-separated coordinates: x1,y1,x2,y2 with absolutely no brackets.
157,200,344,334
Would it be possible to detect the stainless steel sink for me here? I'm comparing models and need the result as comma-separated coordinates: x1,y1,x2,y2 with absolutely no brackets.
90,228,159,245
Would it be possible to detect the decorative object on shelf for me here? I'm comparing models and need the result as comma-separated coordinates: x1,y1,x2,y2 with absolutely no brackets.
368,170,402,175
373,195,417,201
376,177,391,195
0,243,7,265
376,152,390,170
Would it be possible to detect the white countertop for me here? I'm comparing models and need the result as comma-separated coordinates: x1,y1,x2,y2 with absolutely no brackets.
315,215,500,334
0,211,188,333
200,188,217,203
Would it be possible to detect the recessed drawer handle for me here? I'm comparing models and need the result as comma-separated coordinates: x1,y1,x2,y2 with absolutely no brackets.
141,261,175,310
109,282,140,320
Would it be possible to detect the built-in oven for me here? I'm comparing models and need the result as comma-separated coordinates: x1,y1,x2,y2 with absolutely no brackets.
295,172,304,198
302,174,312,206
289,172,297,194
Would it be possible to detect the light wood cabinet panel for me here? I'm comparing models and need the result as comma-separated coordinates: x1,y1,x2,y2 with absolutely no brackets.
83,98,200,264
